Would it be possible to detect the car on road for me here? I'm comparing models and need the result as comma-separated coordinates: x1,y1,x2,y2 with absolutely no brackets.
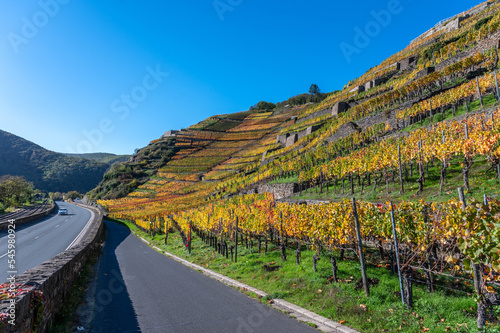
58,208,68,215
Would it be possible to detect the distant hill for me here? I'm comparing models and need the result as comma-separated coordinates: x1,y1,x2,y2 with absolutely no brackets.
88,136,178,200
0,130,110,193
65,153,131,165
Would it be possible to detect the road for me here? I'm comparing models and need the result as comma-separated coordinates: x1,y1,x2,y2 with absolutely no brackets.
0,201,92,283
89,220,316,333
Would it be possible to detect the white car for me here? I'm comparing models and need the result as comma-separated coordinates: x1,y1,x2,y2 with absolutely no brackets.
58,208,68,215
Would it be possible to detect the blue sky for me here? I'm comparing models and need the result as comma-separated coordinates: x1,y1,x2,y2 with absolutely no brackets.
0,0,481,155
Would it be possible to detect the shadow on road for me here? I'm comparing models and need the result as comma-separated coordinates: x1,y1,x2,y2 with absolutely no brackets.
90,220,140,333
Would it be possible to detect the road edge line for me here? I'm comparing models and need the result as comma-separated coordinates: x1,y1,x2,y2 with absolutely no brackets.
65,204,96,251
132,232,359,333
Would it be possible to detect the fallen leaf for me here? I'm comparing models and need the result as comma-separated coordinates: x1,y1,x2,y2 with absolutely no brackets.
360,304,367,311
317,289,322,293
267,300,273,304
339,320,346,324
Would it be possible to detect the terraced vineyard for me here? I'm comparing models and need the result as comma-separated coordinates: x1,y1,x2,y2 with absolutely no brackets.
96,1,500,331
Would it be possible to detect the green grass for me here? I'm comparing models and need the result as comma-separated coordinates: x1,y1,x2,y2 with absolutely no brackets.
403,94,499,133
114,219,500,333
269,175,299,184
293,154,500,204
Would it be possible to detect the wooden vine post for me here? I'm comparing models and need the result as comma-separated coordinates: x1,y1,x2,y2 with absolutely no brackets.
235,216,239,263
188,218,192,254
398,145,404,194
423,206,434,293
439,131,447,194
352,198,369,297
476,77,483,108
494,70,500,101
280,211,287,261
417,140,424,194
458,187,486,329
390,202,405,306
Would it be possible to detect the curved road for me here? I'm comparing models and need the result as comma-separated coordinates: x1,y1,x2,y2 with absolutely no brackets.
89,220,316,333
0,201,92,283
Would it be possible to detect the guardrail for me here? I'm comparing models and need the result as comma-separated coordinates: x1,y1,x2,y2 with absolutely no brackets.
0,202,55,232
0,203,105,333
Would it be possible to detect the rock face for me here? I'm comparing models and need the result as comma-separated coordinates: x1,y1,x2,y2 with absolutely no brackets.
331,102,351,117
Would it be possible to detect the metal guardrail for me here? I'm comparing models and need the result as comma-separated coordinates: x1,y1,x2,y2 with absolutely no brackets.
0,200,51,223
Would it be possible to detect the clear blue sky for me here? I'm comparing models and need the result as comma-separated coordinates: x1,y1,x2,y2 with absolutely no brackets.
0,0,481,155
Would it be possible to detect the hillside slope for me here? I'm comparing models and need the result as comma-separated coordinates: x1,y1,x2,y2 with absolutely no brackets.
65,153,131,165
88,136,178,200
0,130,110,193
98,0,500,218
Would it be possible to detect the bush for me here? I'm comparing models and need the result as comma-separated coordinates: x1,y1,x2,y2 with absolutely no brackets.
475,16,492,30
250,101,276,111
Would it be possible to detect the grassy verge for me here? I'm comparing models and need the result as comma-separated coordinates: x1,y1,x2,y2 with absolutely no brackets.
49,240,103,332
114,219,500,333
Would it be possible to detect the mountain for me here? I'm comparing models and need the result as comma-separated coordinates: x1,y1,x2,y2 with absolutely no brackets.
0,130,110,193
64,153,131,165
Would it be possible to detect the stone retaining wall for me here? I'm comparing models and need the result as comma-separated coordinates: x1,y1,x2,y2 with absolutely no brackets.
0,204,104,333
257,183,298,200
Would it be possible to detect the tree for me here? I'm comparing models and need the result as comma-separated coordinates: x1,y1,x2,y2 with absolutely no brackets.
309,84,320,95
65,191,81,200
309,84,321,102
0,175,34,208
250,101,276,111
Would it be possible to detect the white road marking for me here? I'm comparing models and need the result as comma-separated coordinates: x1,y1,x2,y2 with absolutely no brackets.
55,225,60,228
65,207,95,251
0,253,7,259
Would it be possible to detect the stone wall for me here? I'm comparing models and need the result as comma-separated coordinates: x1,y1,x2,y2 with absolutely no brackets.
326,122,361,143
286,133,298,147
276,133,290,145
257,183,298,200
349,85,365,95
331,101,351,117
416,66,435,79
399,56,417,71
0,204,104,333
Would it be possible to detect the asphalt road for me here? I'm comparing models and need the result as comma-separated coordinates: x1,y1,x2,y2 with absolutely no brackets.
0,201,92,283
90,220,316,333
